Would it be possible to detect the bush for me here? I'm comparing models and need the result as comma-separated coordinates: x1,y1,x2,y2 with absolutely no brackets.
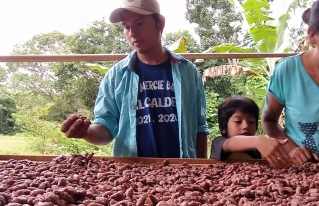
13,109,113,155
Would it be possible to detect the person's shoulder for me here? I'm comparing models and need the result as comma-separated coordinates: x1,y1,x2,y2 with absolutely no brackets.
272,54,302,75
112,54,131,70
165,48,195,66
108,51,135,74
275,54,302,69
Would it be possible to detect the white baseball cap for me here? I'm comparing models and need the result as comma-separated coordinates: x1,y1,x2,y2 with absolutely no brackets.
109,0,161,23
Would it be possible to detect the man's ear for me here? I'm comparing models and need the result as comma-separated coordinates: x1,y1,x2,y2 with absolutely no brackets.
158,15,165,33
307,28,317,45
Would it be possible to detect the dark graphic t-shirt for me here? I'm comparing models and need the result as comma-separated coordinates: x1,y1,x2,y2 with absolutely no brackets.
210,136,261,161
135,58,179,158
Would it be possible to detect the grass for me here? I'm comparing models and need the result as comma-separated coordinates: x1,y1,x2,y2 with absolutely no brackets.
0,134,40,155
0,134,113,156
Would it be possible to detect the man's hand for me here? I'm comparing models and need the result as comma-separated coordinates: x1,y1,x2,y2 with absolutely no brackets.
61,114,91,138
289,146,319,165
256,137,291,168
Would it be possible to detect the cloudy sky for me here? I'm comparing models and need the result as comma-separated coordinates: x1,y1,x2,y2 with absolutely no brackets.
0,0,197,54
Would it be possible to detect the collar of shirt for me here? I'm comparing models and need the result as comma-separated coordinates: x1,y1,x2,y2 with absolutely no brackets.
124,47,183,72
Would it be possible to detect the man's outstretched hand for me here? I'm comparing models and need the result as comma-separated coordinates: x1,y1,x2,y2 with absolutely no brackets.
61,114,91,139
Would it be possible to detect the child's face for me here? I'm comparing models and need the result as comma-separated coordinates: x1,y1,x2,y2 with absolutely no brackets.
225,110,257,138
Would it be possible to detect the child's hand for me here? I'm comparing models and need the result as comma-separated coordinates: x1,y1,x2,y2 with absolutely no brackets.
289,146,319,165
256,137,291,168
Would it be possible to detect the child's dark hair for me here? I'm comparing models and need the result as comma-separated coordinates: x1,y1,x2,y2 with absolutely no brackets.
218,96,259,136
302,0,319,34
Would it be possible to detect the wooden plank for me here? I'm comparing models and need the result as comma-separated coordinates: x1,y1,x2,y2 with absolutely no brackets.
0,53,298,62
0,154,268,165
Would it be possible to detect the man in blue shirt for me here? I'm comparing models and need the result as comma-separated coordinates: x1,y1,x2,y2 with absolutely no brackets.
61,0,209,158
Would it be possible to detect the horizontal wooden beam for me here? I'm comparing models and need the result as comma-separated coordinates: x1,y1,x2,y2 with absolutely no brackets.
0,154,268,165
0,53,298,62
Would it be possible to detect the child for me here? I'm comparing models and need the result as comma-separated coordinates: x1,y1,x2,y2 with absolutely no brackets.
210,96,290,168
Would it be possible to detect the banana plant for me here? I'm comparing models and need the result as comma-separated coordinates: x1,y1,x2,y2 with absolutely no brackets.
167,36,188,53
203,0,297,82
83,63,110,75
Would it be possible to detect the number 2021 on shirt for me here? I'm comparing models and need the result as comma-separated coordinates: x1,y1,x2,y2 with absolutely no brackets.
137,114,178,125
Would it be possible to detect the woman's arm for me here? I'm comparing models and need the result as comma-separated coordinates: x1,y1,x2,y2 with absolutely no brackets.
261,93,298,151
261,93,318,164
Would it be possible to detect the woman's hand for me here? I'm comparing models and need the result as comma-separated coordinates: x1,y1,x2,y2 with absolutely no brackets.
256,137,291,168
289,146,319,164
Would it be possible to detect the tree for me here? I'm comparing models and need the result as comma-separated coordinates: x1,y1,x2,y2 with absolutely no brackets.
7,31,68,102
208,0,299,87
68,19,132,55
287,0,314,52
6,19,133,122
186,0,244,50
53,19,133,111
0,94,16,135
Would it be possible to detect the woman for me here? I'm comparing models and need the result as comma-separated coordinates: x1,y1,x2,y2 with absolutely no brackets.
262,1,319,166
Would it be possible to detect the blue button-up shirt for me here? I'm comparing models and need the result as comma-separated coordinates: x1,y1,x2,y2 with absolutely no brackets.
92,48,209,157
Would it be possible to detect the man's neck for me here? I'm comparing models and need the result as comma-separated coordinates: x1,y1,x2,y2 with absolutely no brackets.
137,46,169,65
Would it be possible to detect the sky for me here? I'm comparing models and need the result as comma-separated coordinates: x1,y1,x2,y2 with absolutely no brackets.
0,0,197,55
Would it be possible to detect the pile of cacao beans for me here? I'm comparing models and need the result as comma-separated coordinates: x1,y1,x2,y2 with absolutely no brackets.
1,153,319,206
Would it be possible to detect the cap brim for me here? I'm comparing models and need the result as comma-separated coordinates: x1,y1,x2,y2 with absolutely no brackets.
109,7,154,23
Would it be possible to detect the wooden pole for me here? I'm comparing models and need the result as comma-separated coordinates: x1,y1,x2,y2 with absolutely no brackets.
0,53,298,62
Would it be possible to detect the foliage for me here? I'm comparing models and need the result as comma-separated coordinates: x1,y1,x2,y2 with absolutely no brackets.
85,63,110,75
220,0,304,71
287,0,313,51
205,74,249,138
163,30,201,53
0,94,17,135
13,108,112,155
52,20,133,111
186,0,244,50
205,0,300,109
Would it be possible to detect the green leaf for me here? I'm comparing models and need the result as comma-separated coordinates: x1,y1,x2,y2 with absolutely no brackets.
242,0,272,25
84,63,109,75
242,0,278,53
228,0,235,5
212,45,255,53
212,45,263,66
167,36,187,53
252,87,266,96
275,13,290,52
250,25,277,52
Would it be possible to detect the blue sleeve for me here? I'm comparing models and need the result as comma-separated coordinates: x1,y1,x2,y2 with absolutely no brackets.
193,63,210,135
92,68,120,139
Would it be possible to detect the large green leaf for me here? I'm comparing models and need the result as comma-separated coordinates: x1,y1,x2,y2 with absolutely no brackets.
167,36,187,53
212,45,263,66
250,25,277,52
242,0,277,53
275,13,290,52
242,0,273,25
84,63,109,75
